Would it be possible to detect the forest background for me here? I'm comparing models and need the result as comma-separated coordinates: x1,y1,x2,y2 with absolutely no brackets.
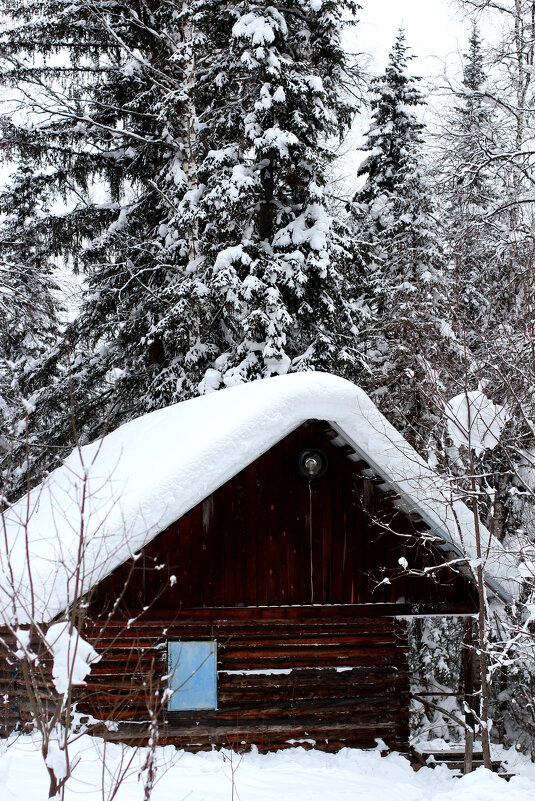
2,0,535,758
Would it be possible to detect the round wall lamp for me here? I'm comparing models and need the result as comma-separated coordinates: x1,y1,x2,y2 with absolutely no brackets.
297,449,328,480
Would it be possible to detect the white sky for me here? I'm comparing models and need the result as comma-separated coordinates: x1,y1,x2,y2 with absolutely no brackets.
335,0,478,197
0,1,486,194
357,0,470,74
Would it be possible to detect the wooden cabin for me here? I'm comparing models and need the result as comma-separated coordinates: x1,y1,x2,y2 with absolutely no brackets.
0,372,513,752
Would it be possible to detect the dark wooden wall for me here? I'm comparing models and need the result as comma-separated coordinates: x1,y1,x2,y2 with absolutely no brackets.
0,631,25,736
1,421,479,751
0,630,55,738
78,608,410,752
89,421,478,614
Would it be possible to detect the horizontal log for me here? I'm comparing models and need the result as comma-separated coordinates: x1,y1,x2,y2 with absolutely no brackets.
218,643,405,658
83,673,407,690
81,673,407,694
217,686,404,704
85,620,403,637
217,655,405,669
91,703,410,725
80,682,408,703
87,655,406,677
103,729,403,752
86,630,404,647
125,718,404,736
86,606,415,623
83,644,408,662
81,697,407,720
81,648,419,671
85,646,405,661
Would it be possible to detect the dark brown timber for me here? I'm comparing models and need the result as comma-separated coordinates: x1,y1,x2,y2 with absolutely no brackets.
1,421,479,750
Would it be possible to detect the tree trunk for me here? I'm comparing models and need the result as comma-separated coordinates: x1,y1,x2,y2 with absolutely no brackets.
463,617,475,774
470,469,493,770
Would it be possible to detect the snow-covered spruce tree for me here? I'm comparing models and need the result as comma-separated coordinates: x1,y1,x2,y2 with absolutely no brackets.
350,30,451,451
186,0,367,390
0,167,60,499
0,0,195,493
434,25,512,350
0,0,366,496
432,25,535,755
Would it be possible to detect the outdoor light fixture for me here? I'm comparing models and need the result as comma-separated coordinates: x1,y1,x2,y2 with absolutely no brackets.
298,449,328,480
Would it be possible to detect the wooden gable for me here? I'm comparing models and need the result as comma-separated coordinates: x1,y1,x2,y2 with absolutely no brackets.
89,420,478,616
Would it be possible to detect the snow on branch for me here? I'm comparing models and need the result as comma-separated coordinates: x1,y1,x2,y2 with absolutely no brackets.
445,391,508,456
46,623,100,695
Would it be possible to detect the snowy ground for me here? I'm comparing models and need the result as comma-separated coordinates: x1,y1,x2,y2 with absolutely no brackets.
1,735,535,801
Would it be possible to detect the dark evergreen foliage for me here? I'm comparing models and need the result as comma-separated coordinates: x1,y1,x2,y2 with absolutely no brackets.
350,30,451,450
0,165,60,496
0,0,366,496
436,25,507,342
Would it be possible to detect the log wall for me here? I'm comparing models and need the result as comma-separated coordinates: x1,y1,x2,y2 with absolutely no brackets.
0,630,55,737
79,608,410,751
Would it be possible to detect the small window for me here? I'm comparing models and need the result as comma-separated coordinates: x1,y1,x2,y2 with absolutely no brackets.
167,640,217,711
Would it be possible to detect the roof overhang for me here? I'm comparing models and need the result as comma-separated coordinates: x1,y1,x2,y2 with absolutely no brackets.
328,421,513,605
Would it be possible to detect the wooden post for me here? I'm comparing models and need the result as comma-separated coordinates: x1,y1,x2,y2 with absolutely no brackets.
463,617,475,774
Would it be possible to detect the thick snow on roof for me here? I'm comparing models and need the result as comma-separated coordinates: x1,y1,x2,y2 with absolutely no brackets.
1,371,517,623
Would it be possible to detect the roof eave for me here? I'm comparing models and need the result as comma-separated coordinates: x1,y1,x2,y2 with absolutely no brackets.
328,421,513,606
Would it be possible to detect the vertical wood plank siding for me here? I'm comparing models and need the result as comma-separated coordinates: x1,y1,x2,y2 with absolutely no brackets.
89,422,478,613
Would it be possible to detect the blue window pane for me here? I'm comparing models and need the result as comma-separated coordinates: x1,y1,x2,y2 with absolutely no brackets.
167,641,217,711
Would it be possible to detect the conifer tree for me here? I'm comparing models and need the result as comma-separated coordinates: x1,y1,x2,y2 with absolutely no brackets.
433,27,532,546
350,30,450,449
172,0,366,391
436,24,507,345
0,168,59,493
0,0,366,495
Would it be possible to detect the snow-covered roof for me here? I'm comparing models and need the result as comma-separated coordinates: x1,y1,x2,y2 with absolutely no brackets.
0,371,517,623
